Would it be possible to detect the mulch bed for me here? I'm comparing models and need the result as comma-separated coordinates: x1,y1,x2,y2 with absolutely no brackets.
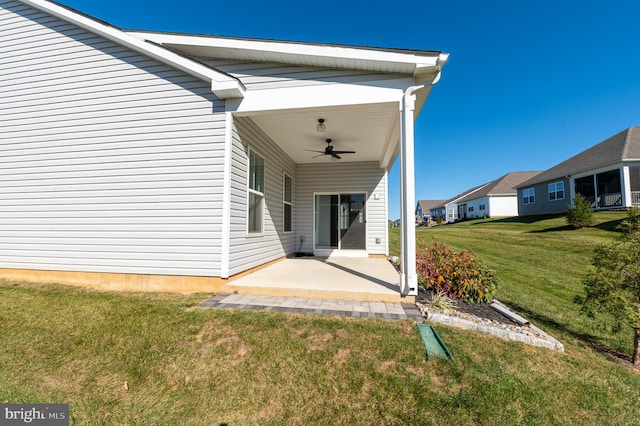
417,287,516,325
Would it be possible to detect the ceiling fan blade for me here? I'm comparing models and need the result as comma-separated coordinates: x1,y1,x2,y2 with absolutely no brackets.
332,153,342,159
331,150,356,154
312,153,326,158
304,149,326,153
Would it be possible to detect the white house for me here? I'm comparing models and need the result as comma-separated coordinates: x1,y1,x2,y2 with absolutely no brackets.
0,0,448,296
455,172,540,219
431,184,489,223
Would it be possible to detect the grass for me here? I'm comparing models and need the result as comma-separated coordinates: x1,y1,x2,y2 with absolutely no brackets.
2,211,640,424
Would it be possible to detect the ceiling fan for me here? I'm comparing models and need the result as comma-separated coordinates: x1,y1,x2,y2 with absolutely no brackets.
306,139,356,160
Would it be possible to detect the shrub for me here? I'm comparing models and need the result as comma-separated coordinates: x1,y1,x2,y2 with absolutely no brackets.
566,193,594,229
618,207,640,235
426,290,456,313
416,240,498,303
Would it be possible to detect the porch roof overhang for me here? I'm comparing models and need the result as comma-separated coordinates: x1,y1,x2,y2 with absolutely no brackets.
127,31,448,169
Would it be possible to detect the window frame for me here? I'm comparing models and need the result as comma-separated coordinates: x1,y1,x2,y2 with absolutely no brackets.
283,173,292,233
523,188,535,204
548,181,565,201
247,148,265,235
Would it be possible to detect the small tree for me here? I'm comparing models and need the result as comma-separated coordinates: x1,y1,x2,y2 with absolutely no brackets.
575,231,640,365
618,207,640,235
566,193,594,229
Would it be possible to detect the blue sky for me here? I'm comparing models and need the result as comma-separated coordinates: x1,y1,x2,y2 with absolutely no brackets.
59,0,640,220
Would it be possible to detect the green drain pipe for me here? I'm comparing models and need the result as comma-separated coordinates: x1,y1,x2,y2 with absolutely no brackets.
416,324,454,360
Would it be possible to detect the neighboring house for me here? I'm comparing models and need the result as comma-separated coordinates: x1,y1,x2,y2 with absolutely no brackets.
431,184,490,223
415,200,445,225
516,128,640,216
455,172,541,219
390,219,401,228
0,0,447,295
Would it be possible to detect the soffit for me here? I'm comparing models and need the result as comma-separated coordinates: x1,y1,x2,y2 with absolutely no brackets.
249,103,399,165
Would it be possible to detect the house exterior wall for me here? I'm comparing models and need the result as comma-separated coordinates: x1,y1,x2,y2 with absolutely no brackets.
0,0,226,277
488,195,518,217
517,177,570,216
445,203,458,222
227,117,297,276
431,207,445,222
295,162,387,256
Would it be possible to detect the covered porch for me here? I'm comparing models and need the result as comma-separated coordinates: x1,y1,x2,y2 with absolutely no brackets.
144,33,449,298
573,165,640,208
225,257,405,303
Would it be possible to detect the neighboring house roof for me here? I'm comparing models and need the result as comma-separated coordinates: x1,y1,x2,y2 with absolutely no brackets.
457,171,541,203
430,184,490,210
416,200,446,213
20,0,245,98
516,127,640,188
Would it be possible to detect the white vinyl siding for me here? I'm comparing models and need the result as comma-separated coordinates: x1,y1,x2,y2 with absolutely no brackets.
296,162,387,255
0,0,225,277
227,117,296,275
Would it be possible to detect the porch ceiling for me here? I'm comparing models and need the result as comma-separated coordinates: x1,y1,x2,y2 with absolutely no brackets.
249,102,399,167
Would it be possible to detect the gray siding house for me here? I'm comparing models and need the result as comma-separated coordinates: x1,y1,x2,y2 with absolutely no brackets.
0,0,447,295
415,200,445,225
516,128,640,216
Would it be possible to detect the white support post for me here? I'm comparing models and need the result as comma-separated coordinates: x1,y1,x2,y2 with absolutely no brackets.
399,86,422,296
622,166,632,207
568,176,575,205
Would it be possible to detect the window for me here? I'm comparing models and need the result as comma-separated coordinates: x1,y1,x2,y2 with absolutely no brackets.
523,188,535,204
479,204,486,211
248,150,264,233
548,181,564,201
283,174,292,232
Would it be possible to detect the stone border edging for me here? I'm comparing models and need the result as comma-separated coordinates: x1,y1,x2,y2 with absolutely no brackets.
424,307,565,352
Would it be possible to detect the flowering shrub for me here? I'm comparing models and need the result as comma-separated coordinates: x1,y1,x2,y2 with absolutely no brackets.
416,240,498,303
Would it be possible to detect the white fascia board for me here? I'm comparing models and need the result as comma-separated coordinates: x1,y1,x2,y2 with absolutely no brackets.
128,31,444,77
18,0,244,99
227,84,404,115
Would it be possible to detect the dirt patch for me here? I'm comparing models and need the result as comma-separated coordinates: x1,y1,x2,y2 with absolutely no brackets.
333,348,351,365
308,331,334,351
417,287,515,325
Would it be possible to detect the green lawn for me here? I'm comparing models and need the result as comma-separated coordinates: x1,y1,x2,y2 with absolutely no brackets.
2,212,640,424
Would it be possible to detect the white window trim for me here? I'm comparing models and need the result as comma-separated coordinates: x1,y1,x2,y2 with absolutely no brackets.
523,188,535,204
283,172,293,233
548,181,565,201
246,148,265,236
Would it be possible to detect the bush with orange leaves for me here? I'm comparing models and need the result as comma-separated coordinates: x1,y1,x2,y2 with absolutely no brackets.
416,240,498,303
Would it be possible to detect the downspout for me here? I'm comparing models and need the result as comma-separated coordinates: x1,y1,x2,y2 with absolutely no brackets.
220,112,234,279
